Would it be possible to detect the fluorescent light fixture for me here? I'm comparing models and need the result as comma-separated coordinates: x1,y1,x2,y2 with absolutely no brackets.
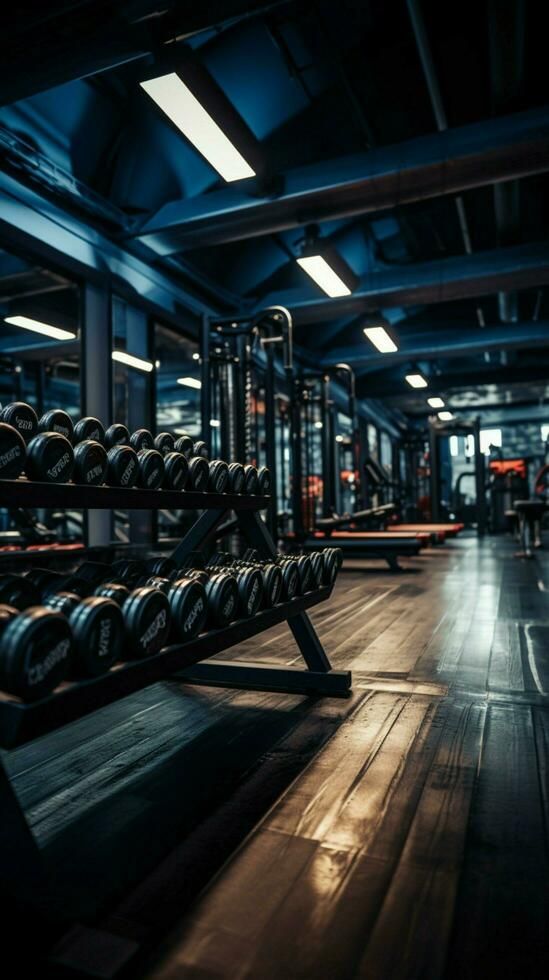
112,350,154,372
314,420,323,429
177,376,202,389
210,419,221,428
5,315,76,341
405,373,428,389
335,435,344,443
427,396,445,409
192,352,200,361
140,72,255,183
438,411,454,421
297,255,352,298
363,326,398,353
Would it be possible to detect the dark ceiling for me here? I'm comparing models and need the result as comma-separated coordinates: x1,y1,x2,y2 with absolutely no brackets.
0,0,548,424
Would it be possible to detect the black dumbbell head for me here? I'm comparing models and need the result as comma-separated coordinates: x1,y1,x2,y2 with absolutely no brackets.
104,423,130,449
173,433,194,457
122,586,171,658
41,573,92,599
163,451,188,491
167,576,208,640
0,574,40,610
243,464,259,495
257,466,271,495
0,422,26,479
111,560,146,587
106,445,138,488
204,572,238,628
137,449,165,489
0,606,72,701
235,566,263,618
76,562,114,585
154,432,175,456
38,409,73,442
227,462,245,494
0,402,38,442
260,563,283,607
73,440,108,485
279,558,299,599
193,440,209,460
73,416,105,445
130,428,154,452
46,593,124,678
322,548,341,585
144,557,177,578
94,581,130,605
188,455,209,491
208,459,229,493
309,551,324,588
26,431,74,483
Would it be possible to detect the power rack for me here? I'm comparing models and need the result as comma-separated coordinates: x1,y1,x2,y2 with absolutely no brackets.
0,477,350,918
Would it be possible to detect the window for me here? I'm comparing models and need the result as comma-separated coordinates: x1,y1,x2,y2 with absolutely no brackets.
541,424,549,443
480,428,502,456
449,435,459,457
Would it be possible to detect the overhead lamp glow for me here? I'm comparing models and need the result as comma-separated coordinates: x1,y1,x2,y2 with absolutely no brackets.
314,420,324,429
405,373,428,389
438,411,454,421
192,352,200,361
297,255,352,298
177,376,202,389
210,419,221,428
112,351,154,372
363,326,398,353
335,435,344,443
427,396,445,409
5,315,76,341
140,72,255,183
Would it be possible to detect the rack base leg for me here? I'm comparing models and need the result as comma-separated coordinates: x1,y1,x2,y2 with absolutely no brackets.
180,660,352,696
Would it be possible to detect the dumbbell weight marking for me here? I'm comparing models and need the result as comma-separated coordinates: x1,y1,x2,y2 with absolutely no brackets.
106,445,138,487
73,416,105,445
227,462,245,494
73,440,108,485
130,428,154,452
163,451,188,490
45,592,124,677
38,409,74,442
104,424,130,449
0,604,72,701
136,449,165,489
154,432,175,456
143,575,208,640
25,431,74,483
208,459,229,493
0,402,38,441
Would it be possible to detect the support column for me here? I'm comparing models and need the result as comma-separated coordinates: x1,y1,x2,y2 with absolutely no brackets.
82,282,112,546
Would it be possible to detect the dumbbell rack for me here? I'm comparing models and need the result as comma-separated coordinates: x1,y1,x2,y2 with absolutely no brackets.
0,477,350,919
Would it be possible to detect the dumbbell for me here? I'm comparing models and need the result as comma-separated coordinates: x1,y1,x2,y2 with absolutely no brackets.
38,408,74,442
277,554,314,594
0,602,72,701
104,424,130,449
25,431,75,483
308,551,324,588
206,555,263,617
93,581,171,657
181,567,238,628
163,451,188,490
243,464,259,495
257,466,271,495
105,445,139,487
129,428,154,452
187,454,209,491
154,432,175,456
231,558,283,608
243,550,299,600
173,435,208,460
227,462,245,494
24,567,94,600
320,547,343,585
73,416,105,445
44,592,124,678
137,575,208,641
0,421,26,479
0,401,38,442
109,559,147,588
0,573,41,610
72,439,108,485
208,459,229,493
136,448,165,489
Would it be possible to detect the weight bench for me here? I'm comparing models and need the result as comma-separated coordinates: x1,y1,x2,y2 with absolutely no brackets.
386,522,465,543
301,530,424,571
316,502,396,532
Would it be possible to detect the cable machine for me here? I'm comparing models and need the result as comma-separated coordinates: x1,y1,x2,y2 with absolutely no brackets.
200,307,293,540
429,416,487,535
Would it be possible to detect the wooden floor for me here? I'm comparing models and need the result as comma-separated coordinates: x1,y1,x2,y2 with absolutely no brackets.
4,534,549,978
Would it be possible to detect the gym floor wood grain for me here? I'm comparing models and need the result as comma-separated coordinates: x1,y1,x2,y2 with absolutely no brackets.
7,533,549,978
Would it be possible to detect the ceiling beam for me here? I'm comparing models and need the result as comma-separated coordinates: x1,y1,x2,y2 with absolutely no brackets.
133,105,549,253
0,1,283,106
258,242,549,323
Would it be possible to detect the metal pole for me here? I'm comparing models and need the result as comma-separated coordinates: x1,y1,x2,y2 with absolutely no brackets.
264,344,278,539
474,417,487,536
82,282,112,547
200,314,210,437
429,420,441,521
